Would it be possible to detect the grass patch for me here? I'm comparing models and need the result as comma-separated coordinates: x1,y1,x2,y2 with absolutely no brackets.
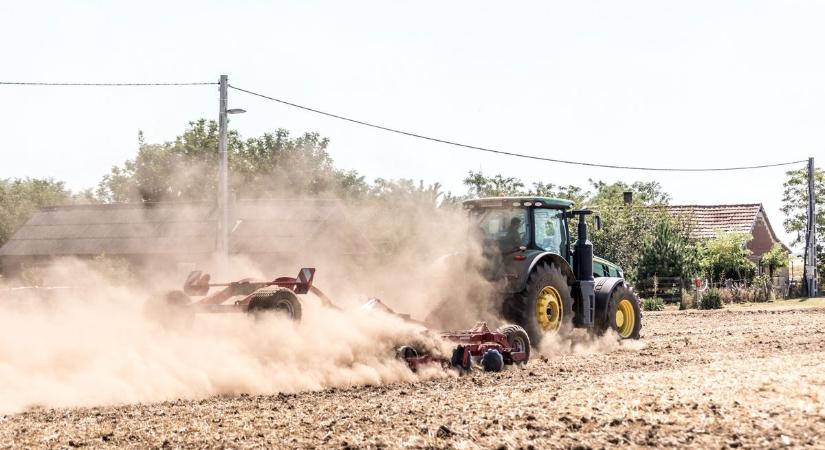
728,296,825,310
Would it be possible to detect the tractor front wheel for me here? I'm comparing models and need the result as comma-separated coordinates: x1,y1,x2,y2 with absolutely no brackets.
510,263,574,345
596,286,642,339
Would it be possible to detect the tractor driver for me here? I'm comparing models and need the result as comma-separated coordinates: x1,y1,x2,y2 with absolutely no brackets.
503,216,524,251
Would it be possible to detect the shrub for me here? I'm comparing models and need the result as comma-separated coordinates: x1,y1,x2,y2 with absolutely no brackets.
719,289,734,304
642,297,665,311
750,274,772,302
700,288,723,310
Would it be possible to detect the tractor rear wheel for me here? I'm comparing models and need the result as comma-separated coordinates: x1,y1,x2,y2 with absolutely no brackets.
247,288,303,322
509,263,574,345
595,285,642,339
496,324,531,364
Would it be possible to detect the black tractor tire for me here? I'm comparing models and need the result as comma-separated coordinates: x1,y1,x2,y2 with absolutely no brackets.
595,285,642,339
496,324,531,364
144,290,195,330
508,263,574,345
247,288,303,322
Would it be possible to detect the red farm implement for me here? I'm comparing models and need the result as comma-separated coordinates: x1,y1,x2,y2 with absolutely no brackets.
149,268,532,371
400,322,531,373
145,267,337,326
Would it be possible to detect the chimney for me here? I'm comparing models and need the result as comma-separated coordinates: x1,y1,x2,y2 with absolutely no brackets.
623,191,633,205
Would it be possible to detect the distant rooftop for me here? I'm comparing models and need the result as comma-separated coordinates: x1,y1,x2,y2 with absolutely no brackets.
666,203,789,251
0,199,371,257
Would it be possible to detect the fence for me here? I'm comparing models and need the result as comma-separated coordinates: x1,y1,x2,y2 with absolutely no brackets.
635,276,795,302
634,277,684,303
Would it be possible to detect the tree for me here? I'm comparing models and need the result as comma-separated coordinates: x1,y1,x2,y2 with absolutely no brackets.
96,120,367,203
588,179,670,206
780,166,824,282
530,182,588,207
637,217,699,280
760,243,789,278
585,180,672,282
699,232,755,282
0,178,73,247
463,171,525,198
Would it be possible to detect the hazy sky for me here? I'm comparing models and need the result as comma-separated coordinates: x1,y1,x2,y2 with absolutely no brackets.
1,1,822,248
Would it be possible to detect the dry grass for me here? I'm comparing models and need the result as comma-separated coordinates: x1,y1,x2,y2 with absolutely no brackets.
2,305,825,449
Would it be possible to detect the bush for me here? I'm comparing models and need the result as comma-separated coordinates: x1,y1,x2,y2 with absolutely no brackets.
719,289,734,304
642,297,665,311
700,288,723,310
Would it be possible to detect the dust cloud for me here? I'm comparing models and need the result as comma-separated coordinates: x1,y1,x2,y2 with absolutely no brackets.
0,260,454,414
0,189,629,415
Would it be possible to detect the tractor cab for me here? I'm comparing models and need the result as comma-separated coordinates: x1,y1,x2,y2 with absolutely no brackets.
462,196,641,344
464,196,596,281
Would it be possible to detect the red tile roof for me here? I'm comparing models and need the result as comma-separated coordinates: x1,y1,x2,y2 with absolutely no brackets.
667,204,762,239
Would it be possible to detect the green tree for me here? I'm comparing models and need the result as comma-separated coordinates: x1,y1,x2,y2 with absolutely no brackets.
637,217,698,280
97,120,367,203
530,181,588,207
0,178,73,246
760,242,789,278
586,180,672,282
699,232,755,281
463,171,525,198
588,179,670,206
780,166,824,281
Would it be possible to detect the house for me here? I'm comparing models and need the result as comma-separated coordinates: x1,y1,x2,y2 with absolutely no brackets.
0,199,374,278
666,203,791,275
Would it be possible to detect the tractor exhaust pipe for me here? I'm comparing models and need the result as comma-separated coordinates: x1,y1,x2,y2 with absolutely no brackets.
572,210,595,327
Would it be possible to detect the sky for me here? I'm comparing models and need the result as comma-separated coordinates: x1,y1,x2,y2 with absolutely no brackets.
1,1,822,249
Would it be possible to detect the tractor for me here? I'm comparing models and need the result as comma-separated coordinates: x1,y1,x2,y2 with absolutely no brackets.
463,196,642,344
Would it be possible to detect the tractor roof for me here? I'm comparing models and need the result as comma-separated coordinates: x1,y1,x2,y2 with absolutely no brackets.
463,196,574,209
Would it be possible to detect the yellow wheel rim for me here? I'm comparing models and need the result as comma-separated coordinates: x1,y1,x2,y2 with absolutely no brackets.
616,299,636,338
536,286,563,332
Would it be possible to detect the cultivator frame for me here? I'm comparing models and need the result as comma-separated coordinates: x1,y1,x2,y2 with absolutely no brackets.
180,267,338,313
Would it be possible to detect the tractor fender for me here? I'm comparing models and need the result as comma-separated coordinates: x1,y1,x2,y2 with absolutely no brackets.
594,276,625,322
507,252,575,293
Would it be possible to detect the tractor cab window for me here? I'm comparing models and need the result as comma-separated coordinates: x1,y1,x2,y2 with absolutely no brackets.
534,209,566,255
473,208,529,252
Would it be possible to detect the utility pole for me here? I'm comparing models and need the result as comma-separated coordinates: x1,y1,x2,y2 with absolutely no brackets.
805,157,817,297
215,75,246,270
217,75,230,266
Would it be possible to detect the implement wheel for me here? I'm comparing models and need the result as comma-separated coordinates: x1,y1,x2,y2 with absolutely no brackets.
597,285,642,339
509,263,573,345
248,288,303,322
496,324,531,364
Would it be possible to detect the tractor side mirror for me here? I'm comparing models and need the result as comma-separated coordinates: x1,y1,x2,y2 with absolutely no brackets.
593,215,602,231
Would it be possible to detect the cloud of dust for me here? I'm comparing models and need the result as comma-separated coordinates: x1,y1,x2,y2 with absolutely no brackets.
0,259,453,414
537,330,647,357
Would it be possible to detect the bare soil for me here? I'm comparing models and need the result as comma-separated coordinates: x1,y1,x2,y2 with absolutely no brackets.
2,305,825,449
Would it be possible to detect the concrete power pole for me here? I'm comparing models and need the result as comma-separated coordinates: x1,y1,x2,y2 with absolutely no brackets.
805,157,818,297
217,75,230,265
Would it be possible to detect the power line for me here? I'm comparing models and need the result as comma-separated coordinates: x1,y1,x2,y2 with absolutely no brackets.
230,84,807,172
0,81,216,86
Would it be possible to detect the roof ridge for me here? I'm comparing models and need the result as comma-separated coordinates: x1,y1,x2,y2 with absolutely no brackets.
666,203,762,208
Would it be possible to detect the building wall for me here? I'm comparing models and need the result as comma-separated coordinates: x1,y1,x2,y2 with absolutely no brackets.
746,213,778,260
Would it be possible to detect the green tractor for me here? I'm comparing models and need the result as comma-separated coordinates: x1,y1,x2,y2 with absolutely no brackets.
464,196,641,344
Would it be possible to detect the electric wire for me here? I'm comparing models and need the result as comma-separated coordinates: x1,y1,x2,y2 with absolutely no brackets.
0,81,216,86
0,80,809,171
229,84,807,172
